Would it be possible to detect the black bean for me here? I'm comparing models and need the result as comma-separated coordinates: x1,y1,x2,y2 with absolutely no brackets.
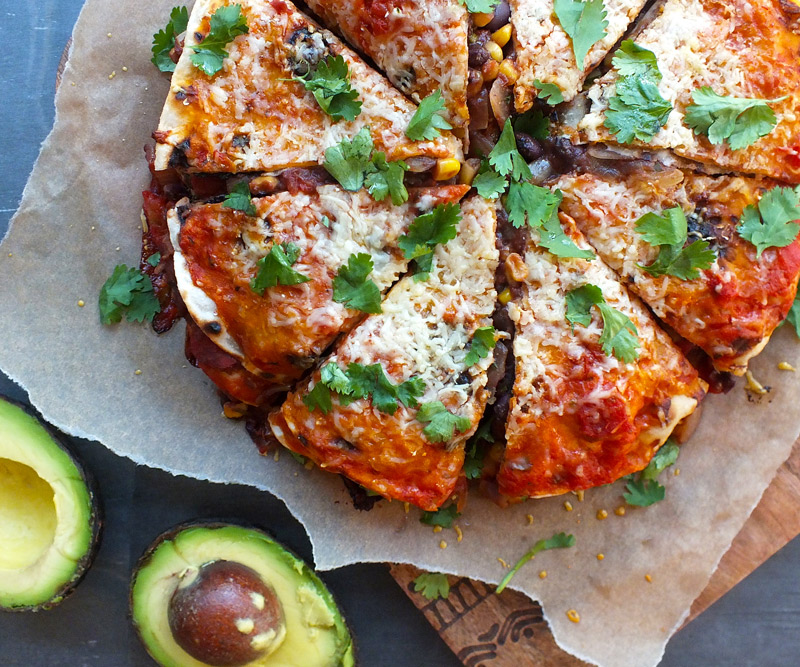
515,132,545,161
486,1,511,32
468,42,490,68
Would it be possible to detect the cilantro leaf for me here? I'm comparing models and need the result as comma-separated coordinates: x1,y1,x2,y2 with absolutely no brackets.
398,203,462,276
533,80,564,106
737,186,800,257
623,478,665,507
786,282,800,338
611,40,661,79
295,54,362,122
565,284,639,362
303,382,333,414
99,264,161,325
553,0,608,69
250,243,310,294
345,363,424,414
146,252,161,267
463,420,494,480
332,253,382,314
684,87,784,150
604,41,671,144
458,0,501,12
537,212,596,259
406,90,453,141
417,402,471,443
496,533,575,594
605,75,672,143
222,181,256,216
635,207,715,280
413,572,451,600
514,109,550,139
473,161,507,200
489,120,532,181
420,502,460,528
190,4,249,76
323,128,374,191
507,182,561,230
364,152,409,205
641,440,680,482
151,6,189,73
465,326,497,367
320,362,353,395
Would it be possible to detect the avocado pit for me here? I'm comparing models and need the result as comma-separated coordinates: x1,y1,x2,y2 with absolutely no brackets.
168,560,286,666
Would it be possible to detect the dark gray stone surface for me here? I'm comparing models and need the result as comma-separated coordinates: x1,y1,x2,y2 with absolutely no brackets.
0,2,798,665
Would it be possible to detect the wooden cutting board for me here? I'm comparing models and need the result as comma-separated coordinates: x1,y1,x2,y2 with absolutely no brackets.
390,437,800,665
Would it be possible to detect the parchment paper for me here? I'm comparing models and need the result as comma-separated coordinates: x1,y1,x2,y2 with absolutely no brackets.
1,2,799,665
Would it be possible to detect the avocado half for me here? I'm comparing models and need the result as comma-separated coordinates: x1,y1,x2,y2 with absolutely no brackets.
131,522,355,667
0,396,101,611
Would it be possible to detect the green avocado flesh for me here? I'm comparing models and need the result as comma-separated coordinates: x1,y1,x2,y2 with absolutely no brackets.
0,397,97,610
131,524,355,667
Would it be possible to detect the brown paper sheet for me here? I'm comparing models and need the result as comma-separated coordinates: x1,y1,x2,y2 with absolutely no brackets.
1,2,799,665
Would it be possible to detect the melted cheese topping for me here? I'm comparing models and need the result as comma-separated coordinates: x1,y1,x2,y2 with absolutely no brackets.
169,184,468,382
499,215,705,498
557,169,800,374
511,0,648,110
270,196,499,510
154,0,461,172
305,0,469,126
577,0,800,182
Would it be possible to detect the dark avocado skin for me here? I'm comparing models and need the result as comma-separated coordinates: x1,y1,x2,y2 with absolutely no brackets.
129,520,357,667
0,395,103,612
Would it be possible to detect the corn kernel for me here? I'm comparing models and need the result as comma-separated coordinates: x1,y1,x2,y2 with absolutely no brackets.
434,158,461,181
77,300,85,307
482,58,500,82
596,553,605,561
459,159,479,186
492,24,512,48
567,609,580,623
539,570,547,579
596,509,608,520
615,506,626,516
486,40,503,63
472,12,494,27
498,288,512,305
645,574,653,583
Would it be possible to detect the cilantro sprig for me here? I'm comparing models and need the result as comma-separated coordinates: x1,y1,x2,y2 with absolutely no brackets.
417,402,471,443
604,40,672,144
332,253,382,313
737,186,800,257
295,54,362,122
553,0,608,69
151,6,189,73
398,203,462,278
465,326,496,367
413,572,450,600
565,284,640,362
222,181,256,216
623,440,680,507
533,80,564,106
406,90,453,141
496,533,576,594
785,279,800,339
323,128,408,203
463,420,494,480
537,206,596,259
303,362,425,415
250,243,310,294
685,87,785,150
635,207,715,280
99,265,161,325
457,0,501,12
489,120,532,182
190,4,249,76
420,502,460,528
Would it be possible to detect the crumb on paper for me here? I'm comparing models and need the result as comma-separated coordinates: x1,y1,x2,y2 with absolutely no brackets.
564,501,573,512
567,609,580,623
575,489,585,502
526,514,534,525
596,509,608,520
455,525,463,542
108,71,116,80
273,450,280,462
77,300,85,307
645,574,653,583
433,525,442,534
497,557,509,568
778,361,796,371
597,553,605,561
539,570,547,579
615,506,626,516
439,540,447,550
134,369,142,375
744,370,770,396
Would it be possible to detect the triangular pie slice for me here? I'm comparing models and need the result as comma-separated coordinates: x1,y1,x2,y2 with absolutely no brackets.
269,196,499,510
304,0,469,127
573,0,800,182
498,215,706,500
557,166,800,375
154,0,461,173
168,184,469,394
511,0,648,110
